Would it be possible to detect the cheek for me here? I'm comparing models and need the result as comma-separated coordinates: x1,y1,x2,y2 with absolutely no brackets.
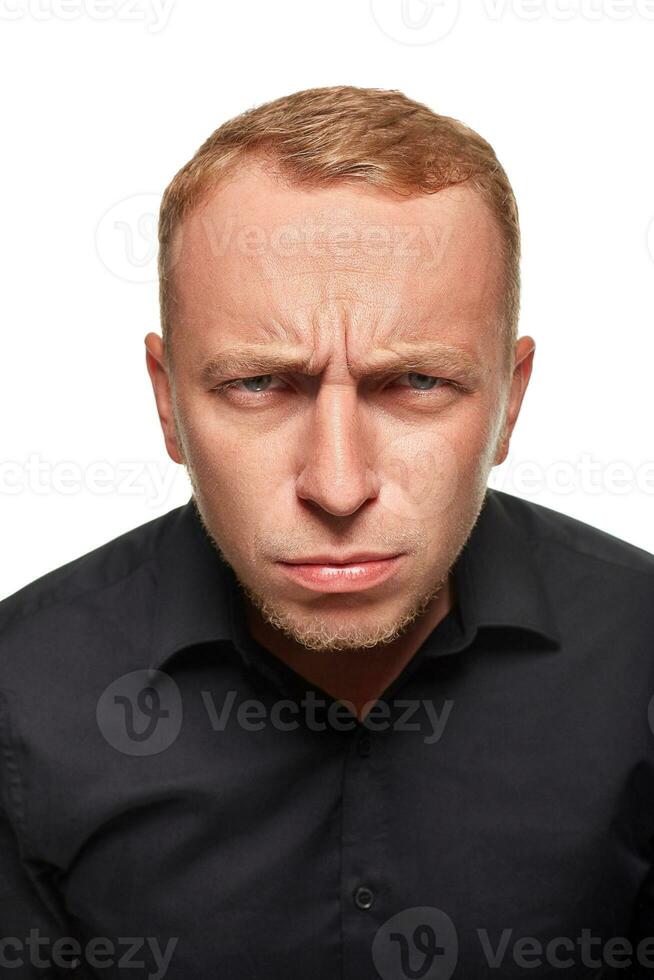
380,430,458,526
179,393,499,532
182,410,289,517
379,412,493,526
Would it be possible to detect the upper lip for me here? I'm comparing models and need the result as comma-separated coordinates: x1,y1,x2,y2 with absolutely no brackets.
280,552,401,566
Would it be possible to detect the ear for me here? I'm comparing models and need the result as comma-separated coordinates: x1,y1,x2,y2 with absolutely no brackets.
493,336,536,467
144,332,184,465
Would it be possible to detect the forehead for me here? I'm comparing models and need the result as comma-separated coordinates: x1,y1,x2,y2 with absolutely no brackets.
169,164,504,359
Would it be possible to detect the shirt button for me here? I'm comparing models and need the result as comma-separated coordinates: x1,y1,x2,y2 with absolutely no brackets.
358,733,372,756
354,885,375,910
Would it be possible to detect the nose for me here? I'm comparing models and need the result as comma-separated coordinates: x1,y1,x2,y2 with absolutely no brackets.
295,383,379,517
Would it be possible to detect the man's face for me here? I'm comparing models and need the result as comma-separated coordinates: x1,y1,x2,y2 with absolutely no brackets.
147,164,533,652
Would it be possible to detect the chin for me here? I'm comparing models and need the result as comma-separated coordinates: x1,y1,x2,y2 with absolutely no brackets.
242,578,442,654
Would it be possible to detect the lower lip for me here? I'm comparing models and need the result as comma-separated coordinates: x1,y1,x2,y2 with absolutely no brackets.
277,556,404,593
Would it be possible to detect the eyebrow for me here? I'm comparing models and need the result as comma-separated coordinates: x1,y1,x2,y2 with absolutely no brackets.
200,341,482,387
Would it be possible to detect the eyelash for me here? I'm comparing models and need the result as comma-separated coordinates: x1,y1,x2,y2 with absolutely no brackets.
211,373,465,397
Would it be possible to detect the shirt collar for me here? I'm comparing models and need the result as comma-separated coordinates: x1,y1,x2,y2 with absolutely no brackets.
149,488,561,671
149,498,233,669
452,487,561,649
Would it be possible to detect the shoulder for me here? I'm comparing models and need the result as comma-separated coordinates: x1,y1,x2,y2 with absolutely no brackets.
488,488,654,579
487,490,654,647
0,505,184,682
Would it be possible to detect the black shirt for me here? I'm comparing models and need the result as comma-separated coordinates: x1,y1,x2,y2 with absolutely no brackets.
1,488,653,979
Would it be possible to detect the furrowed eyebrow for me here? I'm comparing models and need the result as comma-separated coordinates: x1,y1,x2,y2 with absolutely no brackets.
201,341,482,387
201,346,316,384
349,342,482,386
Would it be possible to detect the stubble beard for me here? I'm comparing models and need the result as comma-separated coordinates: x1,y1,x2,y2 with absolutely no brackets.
188,483,486,655
181,425,491,654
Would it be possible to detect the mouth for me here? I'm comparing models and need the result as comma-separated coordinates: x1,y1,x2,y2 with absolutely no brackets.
276,554,405,593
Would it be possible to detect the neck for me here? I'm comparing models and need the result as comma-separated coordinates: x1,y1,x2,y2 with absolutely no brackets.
243,575,455,722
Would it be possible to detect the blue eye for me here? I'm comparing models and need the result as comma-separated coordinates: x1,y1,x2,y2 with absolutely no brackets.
241,375,273,392
212,371,458,401
404,372,446,391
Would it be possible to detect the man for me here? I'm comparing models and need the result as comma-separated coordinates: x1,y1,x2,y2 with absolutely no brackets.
1,86,653,979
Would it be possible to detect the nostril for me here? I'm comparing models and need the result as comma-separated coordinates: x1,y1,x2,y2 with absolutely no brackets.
295,466,379,518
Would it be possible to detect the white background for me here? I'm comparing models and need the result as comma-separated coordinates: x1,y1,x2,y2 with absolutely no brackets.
1,0,653,599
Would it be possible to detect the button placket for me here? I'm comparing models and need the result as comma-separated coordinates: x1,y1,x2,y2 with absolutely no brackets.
340,725,387,978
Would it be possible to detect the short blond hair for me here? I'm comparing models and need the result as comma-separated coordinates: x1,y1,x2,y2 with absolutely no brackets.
158,85,520,371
